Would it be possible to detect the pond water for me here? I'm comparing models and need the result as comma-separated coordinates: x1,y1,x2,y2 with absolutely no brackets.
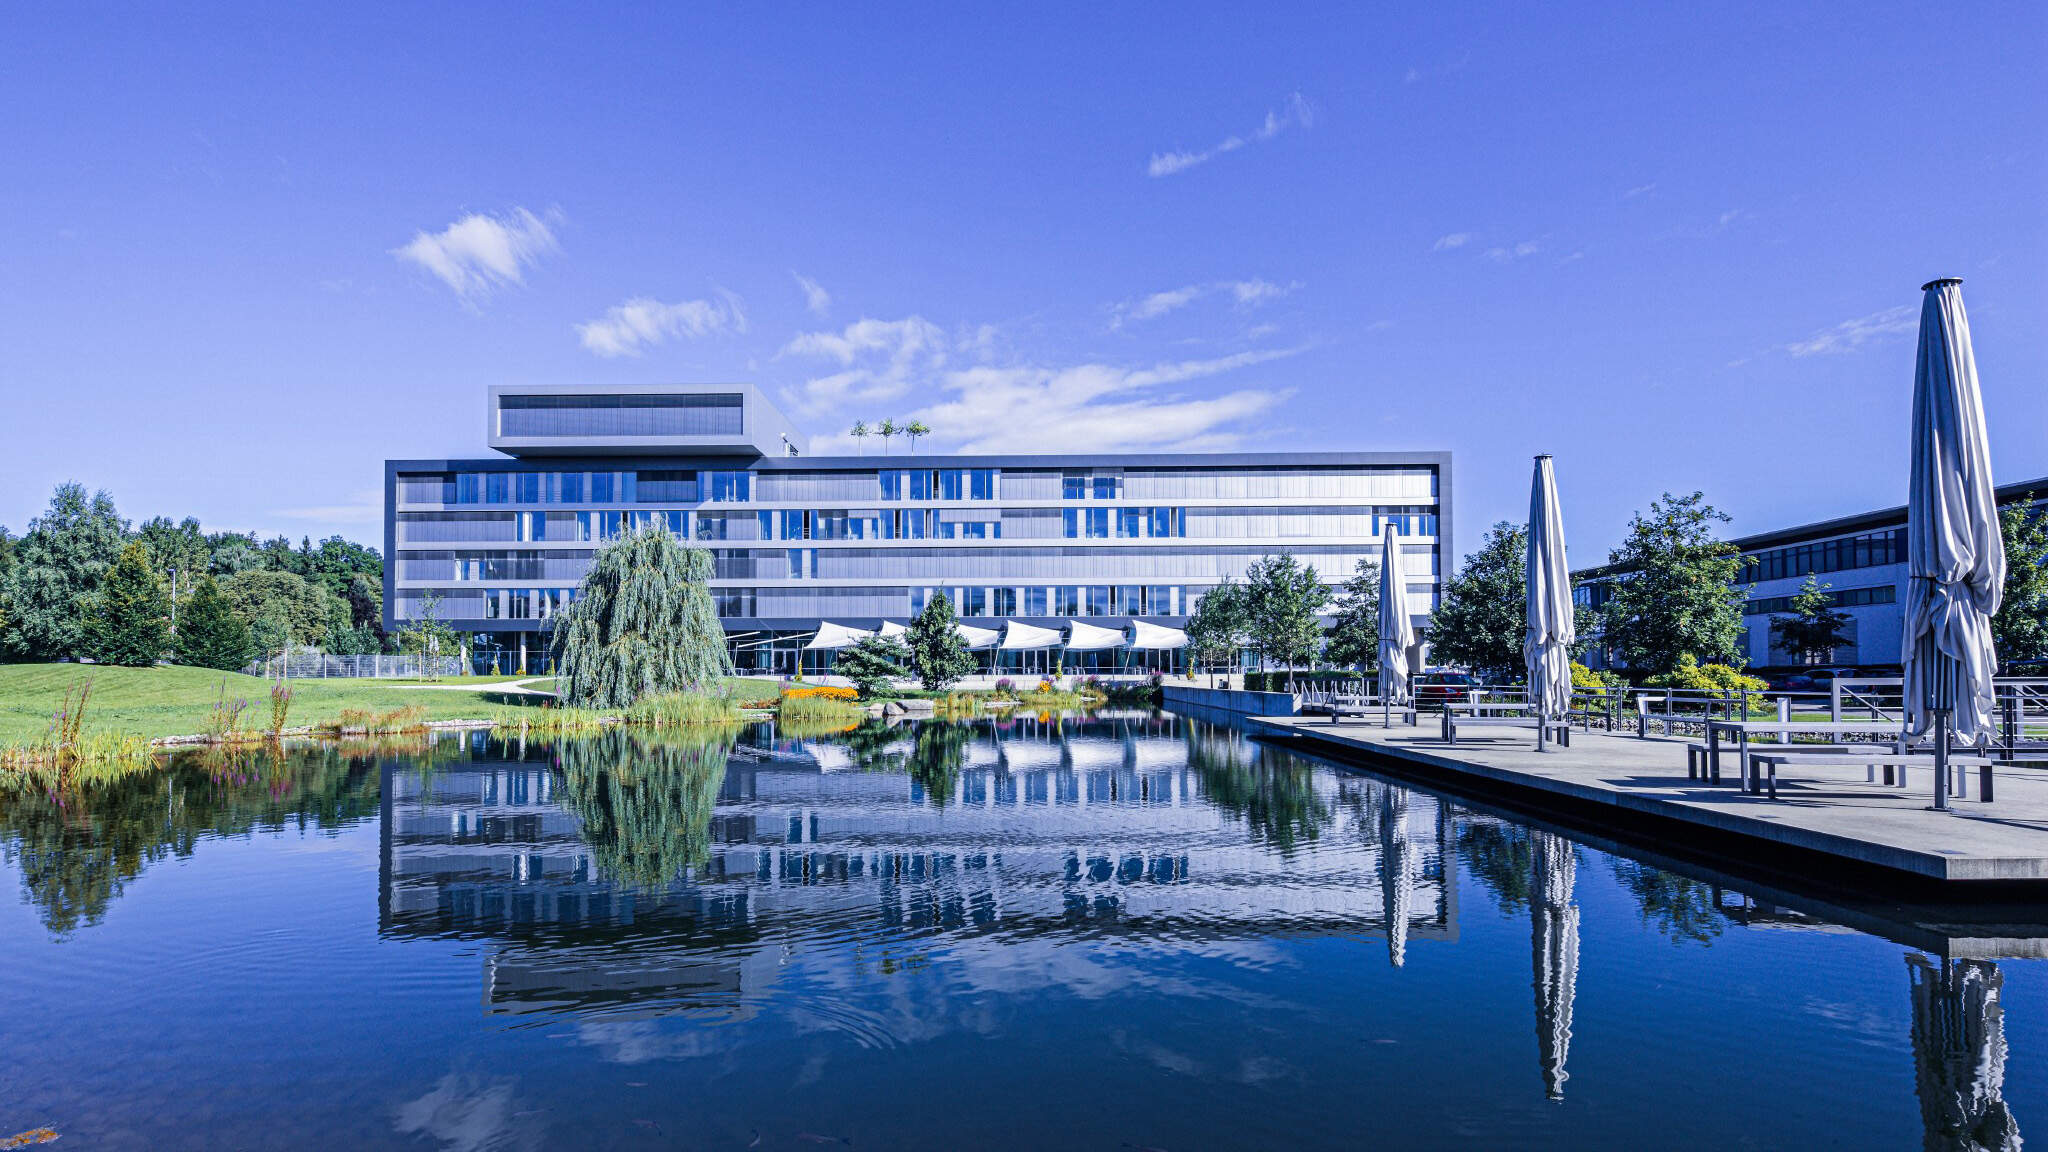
0,711,2038,1150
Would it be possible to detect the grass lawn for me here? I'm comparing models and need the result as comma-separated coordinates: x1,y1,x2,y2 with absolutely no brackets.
0,664,556,744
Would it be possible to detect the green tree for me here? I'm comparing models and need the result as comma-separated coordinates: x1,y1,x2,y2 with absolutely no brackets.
1184,578,1248,685
1994,496,2048,666
835,634,909,698
905,592,974,690
85,542,173,666
136,515,209,612
904,419,930,453
2,483,128,661
220,569,333,653
397,590,459,669
550,527,731,708
207,532,266,576
1770,576,1852,665
1242,553,1325,687
1426,522,1528,681
877,417,900,454
850,420,871,454
1321,556,1383,674
176,576,258,670
1599,491,1747,676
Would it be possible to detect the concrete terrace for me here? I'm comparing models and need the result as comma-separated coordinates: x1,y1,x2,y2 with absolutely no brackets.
1248,714,2048,885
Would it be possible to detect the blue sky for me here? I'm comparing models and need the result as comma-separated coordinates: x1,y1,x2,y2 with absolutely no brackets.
2,3,2043,564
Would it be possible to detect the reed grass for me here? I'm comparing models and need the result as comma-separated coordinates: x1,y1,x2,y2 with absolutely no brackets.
777,692,868,726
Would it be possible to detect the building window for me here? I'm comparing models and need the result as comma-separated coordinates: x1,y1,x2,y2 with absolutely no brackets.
992,587,1018,616
1024,586,1048,616
970,469,997,500
702,470,752,502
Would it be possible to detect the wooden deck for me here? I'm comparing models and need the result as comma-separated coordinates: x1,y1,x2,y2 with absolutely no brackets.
1248,714,2048,885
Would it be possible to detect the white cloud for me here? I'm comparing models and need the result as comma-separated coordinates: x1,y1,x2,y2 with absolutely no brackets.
576,291,746,357
913,347,1300,455
1147,92,1315,178
1111,279,1296,327
1484,240,1542,262
1432,232,1473,251
793,272,831,316
1718,208,1744,227
392,208,557,302
1623,183,1657,199
780,316,949,412
273,488,381,526
1786,305,1917,357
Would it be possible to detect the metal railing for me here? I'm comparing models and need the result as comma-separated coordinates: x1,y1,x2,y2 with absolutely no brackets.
241,653,467,679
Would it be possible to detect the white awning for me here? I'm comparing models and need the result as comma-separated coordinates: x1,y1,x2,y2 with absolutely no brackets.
805,621,874,650
955,623,1000,650
1065,621,1126,650
876,620,908,640
1000,620,1064,650
1127,621,1188,650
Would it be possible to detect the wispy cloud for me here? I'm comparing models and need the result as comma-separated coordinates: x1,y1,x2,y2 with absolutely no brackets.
1432,232,1473,251
1485,240,1542,262
392,208,558,303
793,273,831,317
272,488,381,526
780,316,949,412
916,348,1300,454
576,291,746,357
1111,279,1296,328
1786,305,1917,357
1622,183,1657,199
1147,93,1315,178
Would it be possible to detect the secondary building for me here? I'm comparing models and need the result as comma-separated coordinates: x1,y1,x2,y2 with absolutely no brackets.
383,384,1452,675
1575,476,2047,673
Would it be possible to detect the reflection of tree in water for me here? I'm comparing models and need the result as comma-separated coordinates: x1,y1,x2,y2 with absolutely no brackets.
552,727,734,889
1184,720,1330,854
907,721,968,807
1457,820,1536,914
841,719,909,774
1608,858,1723,944
0,744,381,937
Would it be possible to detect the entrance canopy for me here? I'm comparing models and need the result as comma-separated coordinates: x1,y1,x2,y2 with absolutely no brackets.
1127,621,1188,650
1000,620,1064,650
805,621,874,650
955,623,1001,650
1065,621,1126,651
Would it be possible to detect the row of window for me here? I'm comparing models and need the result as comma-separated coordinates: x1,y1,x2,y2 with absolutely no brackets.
405,584,1194,620
398,466,1442,507
1734,529,1907,585
1741,584,1896,616
397,506,1440,546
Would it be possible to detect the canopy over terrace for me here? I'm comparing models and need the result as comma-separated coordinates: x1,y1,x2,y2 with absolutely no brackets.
997,620,1065,675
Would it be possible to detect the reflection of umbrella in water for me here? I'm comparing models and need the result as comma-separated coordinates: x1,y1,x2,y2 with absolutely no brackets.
1378,784,1414,968
1908,955,2022,1151
1530,829,1579,1101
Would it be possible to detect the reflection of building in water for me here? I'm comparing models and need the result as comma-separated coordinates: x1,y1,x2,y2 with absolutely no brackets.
379,718,1458,1016
1529,830,1579,1101
1908,956,2022,1152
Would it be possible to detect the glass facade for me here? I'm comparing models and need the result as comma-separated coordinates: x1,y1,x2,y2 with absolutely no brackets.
389,455,1447,672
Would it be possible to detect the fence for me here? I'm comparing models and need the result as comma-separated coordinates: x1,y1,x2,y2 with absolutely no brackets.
241,653,467,679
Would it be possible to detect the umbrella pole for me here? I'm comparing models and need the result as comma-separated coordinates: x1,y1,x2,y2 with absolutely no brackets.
1933,709,1951,812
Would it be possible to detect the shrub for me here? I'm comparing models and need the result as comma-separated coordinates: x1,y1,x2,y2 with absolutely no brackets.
783,685,859,702
268,679,294,737
1643,653,1767,694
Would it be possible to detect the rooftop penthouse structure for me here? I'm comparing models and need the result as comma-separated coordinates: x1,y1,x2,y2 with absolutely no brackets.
384,384,1453,675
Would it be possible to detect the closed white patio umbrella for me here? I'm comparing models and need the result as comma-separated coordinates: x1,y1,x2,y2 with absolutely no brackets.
1378,523,1417,723
1902,278,2005,811
1525,455,1575,751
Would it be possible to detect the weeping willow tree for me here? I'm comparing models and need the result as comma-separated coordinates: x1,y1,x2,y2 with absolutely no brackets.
551,527,732,708
554,727,734,889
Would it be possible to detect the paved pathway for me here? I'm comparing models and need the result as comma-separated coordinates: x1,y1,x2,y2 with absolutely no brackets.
394,677,556,696
1253,714,2048,883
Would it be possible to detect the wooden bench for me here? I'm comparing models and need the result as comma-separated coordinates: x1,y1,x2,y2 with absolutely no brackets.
1747,749,2001,800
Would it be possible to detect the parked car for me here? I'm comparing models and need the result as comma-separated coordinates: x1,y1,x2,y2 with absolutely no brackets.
1413,670,1477,709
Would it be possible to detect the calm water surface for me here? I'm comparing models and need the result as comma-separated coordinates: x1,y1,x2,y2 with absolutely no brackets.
0,712,2038,1150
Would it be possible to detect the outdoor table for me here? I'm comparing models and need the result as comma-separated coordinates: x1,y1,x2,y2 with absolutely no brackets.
1704,719,1905,789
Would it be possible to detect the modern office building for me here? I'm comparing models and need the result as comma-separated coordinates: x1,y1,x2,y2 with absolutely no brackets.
1575,476,2047,672
384,384,1452,674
